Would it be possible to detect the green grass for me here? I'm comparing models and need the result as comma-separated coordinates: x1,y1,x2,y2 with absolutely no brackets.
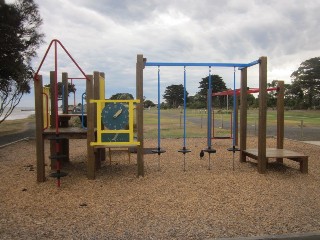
247,109,320,127
144,109,207,139
0,115,35,136
143,108,320,139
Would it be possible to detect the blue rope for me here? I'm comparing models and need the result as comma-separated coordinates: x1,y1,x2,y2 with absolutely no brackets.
157,66,161,150
207,66,212,148
232,67,236,147
183,66,187,148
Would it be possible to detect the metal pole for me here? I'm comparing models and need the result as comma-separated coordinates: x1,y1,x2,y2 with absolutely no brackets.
207,67,212,148
157,66,161,150
183,66,187,148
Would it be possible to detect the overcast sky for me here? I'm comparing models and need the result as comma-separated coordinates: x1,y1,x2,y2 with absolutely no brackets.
10,0,320,107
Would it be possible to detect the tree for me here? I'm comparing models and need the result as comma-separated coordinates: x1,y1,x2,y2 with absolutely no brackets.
0,0,44,123
197,75,227,108
284,82,304,109
44,82,76,99
267,81,278,108
144,99,155,108
291,57,320,109
110,93,134,100
163,84,187,108
247,93,256,108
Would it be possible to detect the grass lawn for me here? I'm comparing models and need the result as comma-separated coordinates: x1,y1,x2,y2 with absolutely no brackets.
1,108,319,139
143,108,320,138
0,115,35,136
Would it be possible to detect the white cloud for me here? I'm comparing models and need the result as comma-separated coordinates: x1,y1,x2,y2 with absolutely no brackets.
14,0,320,106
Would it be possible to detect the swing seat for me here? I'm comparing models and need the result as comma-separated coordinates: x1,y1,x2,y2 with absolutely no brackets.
178,148,191,154
203,148,217,154
212,136,232,139
151,148,166,155
227,147,240,152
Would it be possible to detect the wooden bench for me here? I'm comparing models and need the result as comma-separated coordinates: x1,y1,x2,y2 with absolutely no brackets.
242,148,308,173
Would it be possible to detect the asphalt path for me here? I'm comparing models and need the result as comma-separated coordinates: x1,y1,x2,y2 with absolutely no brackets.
0,121,35,147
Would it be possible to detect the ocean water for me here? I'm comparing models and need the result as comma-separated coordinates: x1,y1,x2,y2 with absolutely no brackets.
5,107,35,120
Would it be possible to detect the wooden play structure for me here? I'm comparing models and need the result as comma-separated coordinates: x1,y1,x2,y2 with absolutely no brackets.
34,41,307,185
34,40,144,184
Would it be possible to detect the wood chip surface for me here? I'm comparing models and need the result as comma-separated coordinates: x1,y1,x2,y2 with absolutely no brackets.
0,137,319,239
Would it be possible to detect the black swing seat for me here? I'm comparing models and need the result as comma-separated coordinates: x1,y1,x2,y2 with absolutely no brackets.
151,148,166,155
178,148,191,154
203,148,217,154
212,136,232,139
227,146,240,152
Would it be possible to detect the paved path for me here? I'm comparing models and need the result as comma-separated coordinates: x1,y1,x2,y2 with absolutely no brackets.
0,122,35,147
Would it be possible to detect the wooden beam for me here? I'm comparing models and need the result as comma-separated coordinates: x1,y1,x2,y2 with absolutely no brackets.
235,95,239,145
277,81,284,149
136,54,145,177
93,71,101,169
62,72,68,114
258,56,267,173
99,72,106,163
276,80,285,163
86,75,95,179
50,71,56,128
49,71,56,169
239,68,247,162
34,75,45,182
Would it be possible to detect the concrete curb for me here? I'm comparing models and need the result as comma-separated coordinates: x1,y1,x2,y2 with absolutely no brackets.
0,137,30,149
212,231,320,240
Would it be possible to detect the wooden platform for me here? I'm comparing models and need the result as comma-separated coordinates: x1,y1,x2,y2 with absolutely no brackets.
43,127,87,139
242,148,308,173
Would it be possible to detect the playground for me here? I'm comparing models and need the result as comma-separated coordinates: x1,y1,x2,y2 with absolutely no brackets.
1,40,320,238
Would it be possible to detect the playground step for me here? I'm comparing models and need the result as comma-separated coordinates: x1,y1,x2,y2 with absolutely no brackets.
49,172,68,178
49,154,67,160
47,136,68,141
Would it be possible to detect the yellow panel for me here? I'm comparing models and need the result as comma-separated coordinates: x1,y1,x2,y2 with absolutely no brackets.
90,99,140,147
99,75,105,100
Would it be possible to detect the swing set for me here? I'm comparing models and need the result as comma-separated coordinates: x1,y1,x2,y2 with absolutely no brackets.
142,58,260,171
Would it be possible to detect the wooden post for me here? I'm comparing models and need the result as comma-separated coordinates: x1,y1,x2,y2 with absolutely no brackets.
86,75,96,179
61,72,70,161
62,72,68,114
49,71,56,169
93,71,102,169
136,54,145,177
258,56,267,173
235,95,239,145
240,68,248,162
34,75,45,182
276,80,284,163
50,71,56,128
99,72,106,163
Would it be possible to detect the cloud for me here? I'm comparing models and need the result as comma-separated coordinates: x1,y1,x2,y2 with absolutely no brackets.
17,0,320,106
